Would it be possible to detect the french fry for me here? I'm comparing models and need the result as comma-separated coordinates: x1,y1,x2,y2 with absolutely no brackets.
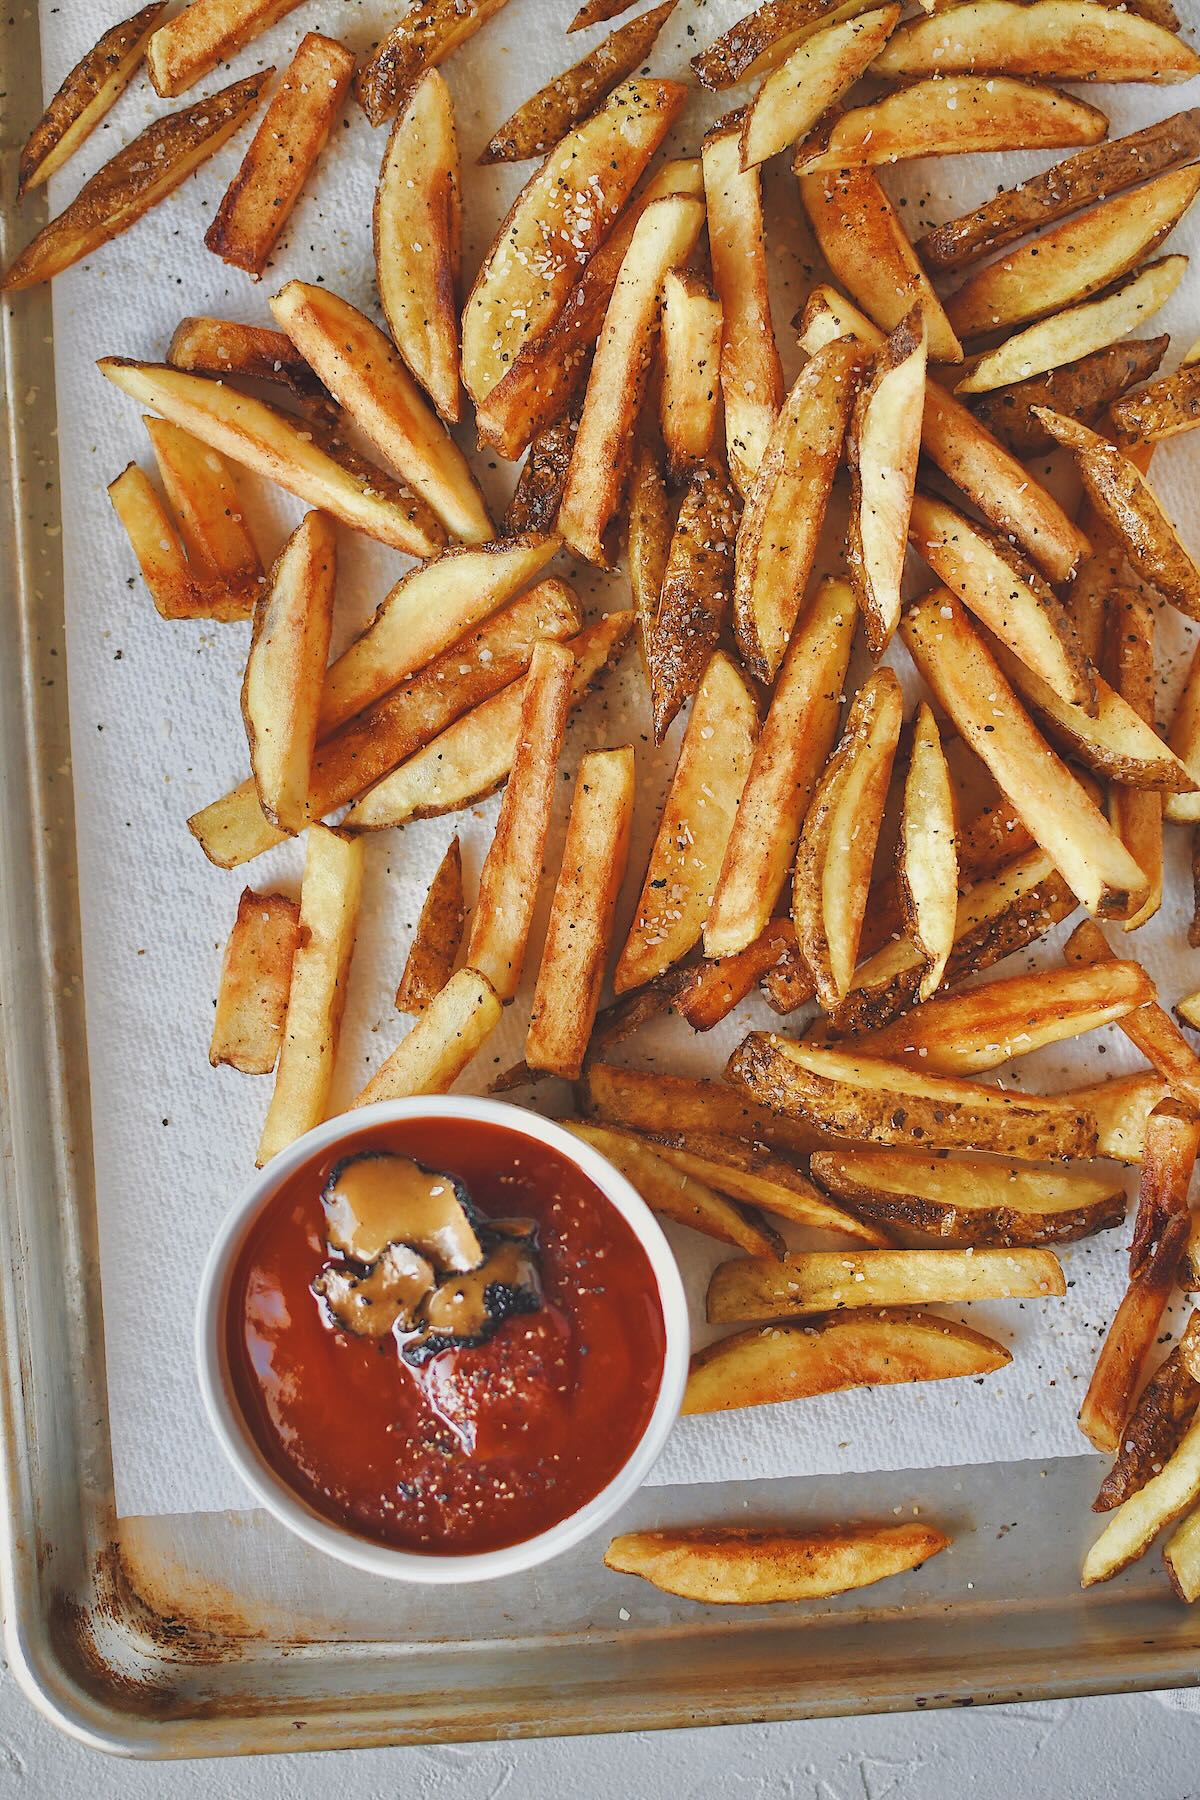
98,359,443,557
565,1123,785,1258
683,1309,1011,1415
209,889,301,1075
640,1135,893,1243
583,1061,846,1155
1083,1408,1200,1585
1080,1208,1189,1454
918,111,1200,272
166,314,331,413
615,652,758,994
796,284,1088,581
659,272,723,481
1166,640,1200,824
525,748,635,1080
1069,1071,1169,1164
146,0,300,97
733,337,865,682
706,577,856,960
792,76,1108,174
1067,919,1200,1115
466,642,574,1001
876,0,1200,81
692,0,882,89
475,157,703,458
1181,1216,1200,1290
708,1246,1064,1323
957,256,1187,395
898,704,957,1002
3,73,268,291
738,5,901,171
242,511,336,835
810,1148,1126,1247
481,1,677,164
462,80,686,408
355,0,510,125
1095,1326,1200,1510
352,969,503,1106
1128,1100,1200,1282
18,1,166,195
108,464,208,622
142,417,263,608
847,310,927,651
626,440,673,673
969,338,1170,458
1166,1505,1200,1600
503,419,575,539
1178,988,1200,1032
570,0,640,27
852,959,1154,1074
676,921,796,1030
342,610,631,830
257,826,363,1166
1105,593,1163,930
604,1522,950,1603
703,125,785,498
728,1035,1100,1158
649,460,739,740
793,670,903,1009
1111,363,1200,446
800,168,961,364
901,592,1148,920
396,837,464,1013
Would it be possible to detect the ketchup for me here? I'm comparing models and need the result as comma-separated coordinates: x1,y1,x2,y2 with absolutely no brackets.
225,1116,667,1554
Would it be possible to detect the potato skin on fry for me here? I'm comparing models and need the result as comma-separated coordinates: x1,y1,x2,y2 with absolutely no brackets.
604,1522,950,1602
396,837,464,1014
650,460,739,742
970,338,1169,457
355,0,512,125
875,0,1200,83
18,0,167,196
1094,1339,1200,1511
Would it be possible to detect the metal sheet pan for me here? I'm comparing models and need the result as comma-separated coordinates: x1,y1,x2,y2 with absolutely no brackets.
3,0,1200,1759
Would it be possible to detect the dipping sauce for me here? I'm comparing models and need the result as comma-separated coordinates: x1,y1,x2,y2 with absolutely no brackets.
226,1116,668,1555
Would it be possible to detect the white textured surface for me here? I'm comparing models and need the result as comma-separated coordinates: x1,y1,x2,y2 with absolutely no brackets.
37,0,1200,1518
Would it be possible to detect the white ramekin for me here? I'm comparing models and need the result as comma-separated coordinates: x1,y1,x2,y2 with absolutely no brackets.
196,1095,689,1583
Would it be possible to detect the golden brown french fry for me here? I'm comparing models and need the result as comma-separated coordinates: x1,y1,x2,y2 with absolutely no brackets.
703,125,785,498
1105,593,1163,930
901,592,1148,920
342,610,631,830
353,969,503,1106
810,1148,1126,1247
1166,1504,1200,1599
565,1123,785,1258
847,310,927,652
584,1060,845,1155
642,1135,892,1243
257,826,363,1166
18,1,166,195
1128,1100,1200,1282
969,338,1170,457
503,419,574,539
876,0,1200,81
649,460,739,741
676,923,796,1031
1178,988,1200,1032
958,257,1187,395
733,337,865,683
626,439,673,674
462,80,686,407
1095,1326,1200,1510
800,167,961,364
616,652,758,994
209,889,300,1075
708,1246,1064,1323
659,272,723,480
1181,1216,1200,1291
146,0,299,97
1067,919,1200,1115
793,75,1107,174
793,670,903,1009
1111,363,1200,447
142,416,263,607
898,703,957,1002
481,1,677,164
1080,1211,1189,1453
738,5,901,171
2,72,268,291
570,0,639,26
107,464,206,622
242,511,336,835
525,748,634,1080
684,1309,1011,1415
1166,640,1200,824
166,314,330,410
604,1522,950,1603
355,0,510,125
692,0,881,88
706,577,856,961
1068,1071,1169,1164
396,837,464,1014
1083,1408,1200,1584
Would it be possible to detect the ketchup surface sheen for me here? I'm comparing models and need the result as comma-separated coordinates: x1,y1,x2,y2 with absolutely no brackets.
226,1116,668,1554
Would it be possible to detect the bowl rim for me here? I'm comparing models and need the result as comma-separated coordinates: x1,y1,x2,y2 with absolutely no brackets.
195,1094,690,1584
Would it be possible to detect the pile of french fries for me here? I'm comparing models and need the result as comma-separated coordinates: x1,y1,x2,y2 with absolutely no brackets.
16,0,1200,1608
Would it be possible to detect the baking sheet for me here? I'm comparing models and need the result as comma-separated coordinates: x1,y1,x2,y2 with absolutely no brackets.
36,0,1200,1518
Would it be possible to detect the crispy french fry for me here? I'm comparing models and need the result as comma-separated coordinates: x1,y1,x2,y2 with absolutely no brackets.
356,0,511,124
693,0,881,88
396,837,464,1014
733,337,865,682
343,610,631,830
901,592,1148,920
142,416,263,607
1083,1408,1200,1584
566,1123,785,1258
107,463,207,621
1111,362,1200,447
1080,1210,1189,1453
583,1061,845,1155
1166,1504,1200,1600
703,125,784,497
898,703,957,1003
739,5,901,171
1067,919,1200,1114
684,1308,1011,1415
1166,640,1200,824
615,652,758,994
969,338,1170,458
800,168,961,364
257,826,363,1166
957,257,1187,396
3,73,268,291
209,888,300,1075
793,670,903,1009
793,76,1107,174
708,1246,1064,1323
706,577,856,961
876,0,1200,81
1095,1328,1200,1510
1128,1100,1200,1282
847,310,927,651
146,0,300,96
626,439,672,673
463,80,685,407
525,748,635,1080
649,460,739,740
503,419,575,539
1105,593,1163,930
1178,987,1200,1032
1181,1215,1200,1290
242,511,336,834
353,969,503,1106
811,1148,1126,1247
166,314,331,413
604,1522,950,1602
641,1135,892,1243
1068,1072,1169,1164
677,922,796,1031
659,272,723,481
18,1,166,195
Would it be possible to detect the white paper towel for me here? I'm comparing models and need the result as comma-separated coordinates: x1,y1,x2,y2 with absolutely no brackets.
33,0,1200,1517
